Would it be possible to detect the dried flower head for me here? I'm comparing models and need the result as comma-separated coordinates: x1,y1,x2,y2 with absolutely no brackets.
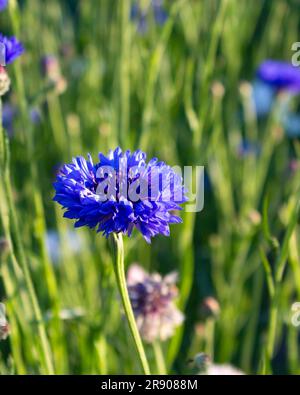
127,264,184,342
0,303,10,340
0,65,10,96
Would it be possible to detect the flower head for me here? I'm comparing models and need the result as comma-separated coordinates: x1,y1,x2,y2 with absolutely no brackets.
191,353,245,375
131,0,168,33
257,60,300,94
0,303,10,340
53,147,187,243
0,0,7,11
0,34,24,64
0,65,10,96
127,264,184,342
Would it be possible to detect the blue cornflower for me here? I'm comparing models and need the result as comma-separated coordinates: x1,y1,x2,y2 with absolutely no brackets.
257,60,300,94
53,148,187,243
131,0,168,33
0,0,7,11
0,34,24,64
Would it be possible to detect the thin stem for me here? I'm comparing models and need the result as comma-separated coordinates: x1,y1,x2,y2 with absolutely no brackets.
111,233,151,375
0,97,54,375
153,340,167,375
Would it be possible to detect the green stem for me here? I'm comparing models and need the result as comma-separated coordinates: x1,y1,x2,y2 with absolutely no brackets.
111,233,151,375
153,341,167,375
0,98,54,375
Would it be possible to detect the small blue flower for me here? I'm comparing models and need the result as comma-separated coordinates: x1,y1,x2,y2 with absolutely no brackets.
237,139,260,158
53,148,187,243
282,112,300,138
2,103,16,135
252,80,275,117
131,0,168,33
0,34,24,64
257,60,300,94
0,0,7,12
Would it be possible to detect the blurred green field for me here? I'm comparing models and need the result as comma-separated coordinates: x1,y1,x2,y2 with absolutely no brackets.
0,0,300,375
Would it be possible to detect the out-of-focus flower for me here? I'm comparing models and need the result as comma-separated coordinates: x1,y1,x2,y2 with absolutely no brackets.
191,353,245,375
257,60,300,94
0,65,10,96
237,139,260,158
127,264,184,342
199,297,220,320
131,0,168,33
0,303,10,340
0,0,7,12
205,364,245,375
53,147,187,243
45,230,83,264
2,103,40,135
0,34,24,64
288,159,300,174
41,55,67,94
2,103,16,135
252,80,275,117
29,107,42,125
211,81,225,99
282,112,300,138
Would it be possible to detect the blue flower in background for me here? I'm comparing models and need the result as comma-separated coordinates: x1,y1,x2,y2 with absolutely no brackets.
0,0,7,11
257,60,300,94
53,148,187,243
237,140,260,158
0,34,24,64
2,103,16,135
131,0,168,33
282,112,300,138
252,80,275,117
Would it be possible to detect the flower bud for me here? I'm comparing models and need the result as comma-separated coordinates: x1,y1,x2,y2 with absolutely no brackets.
199,296,220,320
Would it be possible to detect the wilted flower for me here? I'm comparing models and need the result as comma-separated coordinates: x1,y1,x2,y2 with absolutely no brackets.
0,65,10,96
0,0,7,11
127,264,184,342
53,147,187,243
257,60,300,94
0,303,10,340
0,34,24,64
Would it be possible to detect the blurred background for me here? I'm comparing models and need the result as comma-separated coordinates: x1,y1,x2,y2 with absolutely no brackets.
0,0,300,374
